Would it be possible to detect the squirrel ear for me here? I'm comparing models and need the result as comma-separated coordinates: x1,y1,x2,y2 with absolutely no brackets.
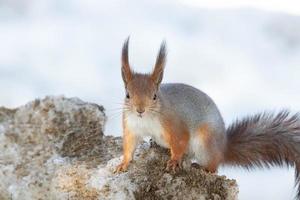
121,37,132,86
151,41,167,86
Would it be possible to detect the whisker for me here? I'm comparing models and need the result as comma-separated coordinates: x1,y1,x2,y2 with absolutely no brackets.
149,108,166,117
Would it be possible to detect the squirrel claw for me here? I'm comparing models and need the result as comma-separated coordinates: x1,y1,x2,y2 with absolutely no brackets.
191,162,201,169
114,162,129,173
165,159,181,173
150,138,159,148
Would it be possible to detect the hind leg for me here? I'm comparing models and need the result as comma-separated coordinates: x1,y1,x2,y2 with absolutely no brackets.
192,123,223,173
204,151,222,173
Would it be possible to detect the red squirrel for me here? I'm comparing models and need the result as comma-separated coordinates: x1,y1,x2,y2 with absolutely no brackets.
115,38,300,198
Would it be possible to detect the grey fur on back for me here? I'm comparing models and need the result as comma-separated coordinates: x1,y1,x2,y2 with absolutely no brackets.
159,83,225,135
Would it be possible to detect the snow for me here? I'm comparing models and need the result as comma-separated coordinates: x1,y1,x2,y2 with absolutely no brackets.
0,96,107,200
1,1,300,199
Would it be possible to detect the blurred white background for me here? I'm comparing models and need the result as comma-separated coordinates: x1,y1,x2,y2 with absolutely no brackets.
1,0,300,199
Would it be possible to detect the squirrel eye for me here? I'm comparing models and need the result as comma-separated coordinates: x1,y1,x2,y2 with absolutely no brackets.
126,92,130,99
153,94,157,100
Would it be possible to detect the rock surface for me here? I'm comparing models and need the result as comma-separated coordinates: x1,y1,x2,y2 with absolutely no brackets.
0,96,238,200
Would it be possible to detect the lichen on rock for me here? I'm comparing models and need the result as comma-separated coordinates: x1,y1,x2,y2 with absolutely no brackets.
0,96,238,200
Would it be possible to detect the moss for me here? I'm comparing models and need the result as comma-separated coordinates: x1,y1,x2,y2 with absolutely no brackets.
131,146,236,200
60,135,122,168
0,107,16,123
0,96,237,200
55,165,100,200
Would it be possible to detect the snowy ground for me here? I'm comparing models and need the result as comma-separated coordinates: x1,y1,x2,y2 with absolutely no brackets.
1,0,300,199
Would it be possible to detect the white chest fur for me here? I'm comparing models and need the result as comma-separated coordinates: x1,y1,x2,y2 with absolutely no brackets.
125,113,168,148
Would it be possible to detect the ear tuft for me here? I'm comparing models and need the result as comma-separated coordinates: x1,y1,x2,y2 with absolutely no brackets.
121,37,132,86
152,40,167,85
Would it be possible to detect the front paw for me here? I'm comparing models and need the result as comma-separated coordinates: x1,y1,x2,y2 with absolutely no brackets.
150,138,159,148
165,159,182,173
114,162,129,173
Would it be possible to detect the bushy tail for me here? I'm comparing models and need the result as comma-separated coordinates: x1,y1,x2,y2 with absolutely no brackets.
224,110,300,199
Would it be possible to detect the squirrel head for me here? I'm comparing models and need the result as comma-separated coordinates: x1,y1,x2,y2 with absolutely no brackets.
121,37,167,117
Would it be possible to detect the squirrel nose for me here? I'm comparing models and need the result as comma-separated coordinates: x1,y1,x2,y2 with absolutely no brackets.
136,108,145,114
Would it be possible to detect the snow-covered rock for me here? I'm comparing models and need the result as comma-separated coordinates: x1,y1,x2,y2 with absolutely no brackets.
0,96,238,200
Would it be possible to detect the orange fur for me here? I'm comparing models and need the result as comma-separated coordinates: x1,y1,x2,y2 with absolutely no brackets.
197,124,222,173
162,119,190,162
115,116,138,172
